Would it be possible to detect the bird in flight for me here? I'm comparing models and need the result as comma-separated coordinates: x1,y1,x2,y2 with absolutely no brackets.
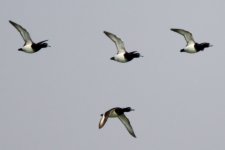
9,20,50,53
171,28,212,53
99,107,136,138
104,31,143,63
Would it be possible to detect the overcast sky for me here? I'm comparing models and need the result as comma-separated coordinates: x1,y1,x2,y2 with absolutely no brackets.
0,0,225,150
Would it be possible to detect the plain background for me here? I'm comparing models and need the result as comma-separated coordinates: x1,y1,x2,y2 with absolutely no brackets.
0,0,225,150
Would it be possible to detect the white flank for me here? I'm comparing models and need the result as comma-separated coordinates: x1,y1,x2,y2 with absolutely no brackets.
22,44,34,53
114,53,127,63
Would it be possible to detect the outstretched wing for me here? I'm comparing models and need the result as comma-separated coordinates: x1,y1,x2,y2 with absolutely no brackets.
104,31,126,54
99,114,109,129
9,20,33,44
118,114,136,138
171,28,195,45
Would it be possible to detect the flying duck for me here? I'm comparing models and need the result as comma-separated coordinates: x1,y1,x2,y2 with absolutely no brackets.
99,107,136,138
171,28,212,53
104,31,143,63
9,20,50,53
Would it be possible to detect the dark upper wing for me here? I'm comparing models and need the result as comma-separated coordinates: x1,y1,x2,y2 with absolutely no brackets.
104,31,126,54
171,28,195,45
118,114,136,138
9,20,33,44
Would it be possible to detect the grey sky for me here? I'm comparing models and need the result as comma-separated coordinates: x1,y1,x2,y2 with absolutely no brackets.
0,0,225,150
